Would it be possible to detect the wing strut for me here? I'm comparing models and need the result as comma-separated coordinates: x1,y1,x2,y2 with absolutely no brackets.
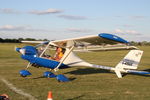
26,63,31,69
54,45,74,72
39,42,51,57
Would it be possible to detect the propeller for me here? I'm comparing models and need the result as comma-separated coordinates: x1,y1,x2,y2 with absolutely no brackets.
34,41,50,48
15,45,23,52
14,45,18,51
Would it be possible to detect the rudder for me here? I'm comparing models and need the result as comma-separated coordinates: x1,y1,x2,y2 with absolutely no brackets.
116,50,143,70
115,50,143,78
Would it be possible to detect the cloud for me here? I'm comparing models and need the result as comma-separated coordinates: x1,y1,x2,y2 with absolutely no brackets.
0,8,63,15
131,16,146,19
121,24,134,28
114,29,141,35
58,15,87,20
0,8,19,14
0,25,28,31
115,15,147,20
67,28,92,33
29,9,63,15
139,36,150,41
0,25,52,33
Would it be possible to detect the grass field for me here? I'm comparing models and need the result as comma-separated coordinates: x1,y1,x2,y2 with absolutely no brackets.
0,43,150,100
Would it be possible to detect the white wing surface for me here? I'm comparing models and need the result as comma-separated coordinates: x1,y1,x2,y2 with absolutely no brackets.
52,33,129,47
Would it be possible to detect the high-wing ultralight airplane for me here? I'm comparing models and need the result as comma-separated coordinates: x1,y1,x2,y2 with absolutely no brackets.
16,33,150,82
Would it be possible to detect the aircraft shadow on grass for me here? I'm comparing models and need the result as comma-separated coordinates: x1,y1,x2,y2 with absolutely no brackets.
65,68,111,75
65,68,150,78
24,68,149,81
143,68,150,72
30,76,76,81
25,68,111,81
66,95,84,100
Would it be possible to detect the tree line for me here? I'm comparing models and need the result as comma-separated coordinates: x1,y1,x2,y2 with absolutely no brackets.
130,41,150,46
0,38,48,43
0,38,150,46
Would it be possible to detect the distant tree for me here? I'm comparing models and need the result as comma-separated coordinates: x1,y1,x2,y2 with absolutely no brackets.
0,38,4,42
24,38,36,41
18,38,24,42
130,41,150,46
130,41,139,46
138,42,142,46
43,39,48,41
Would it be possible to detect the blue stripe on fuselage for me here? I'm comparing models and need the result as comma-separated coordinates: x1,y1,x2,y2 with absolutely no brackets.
21,55,67,69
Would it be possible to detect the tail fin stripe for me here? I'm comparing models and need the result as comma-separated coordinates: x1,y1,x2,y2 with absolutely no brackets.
122,59,139,67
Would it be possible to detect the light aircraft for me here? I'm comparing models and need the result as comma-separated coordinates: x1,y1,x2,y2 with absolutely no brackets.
16,33,150,82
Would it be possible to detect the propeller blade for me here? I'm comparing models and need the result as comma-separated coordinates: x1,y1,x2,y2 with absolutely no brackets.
35,41,50,48
14,46,17,51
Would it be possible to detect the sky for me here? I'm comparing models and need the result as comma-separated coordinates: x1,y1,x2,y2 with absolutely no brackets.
0,0,150,41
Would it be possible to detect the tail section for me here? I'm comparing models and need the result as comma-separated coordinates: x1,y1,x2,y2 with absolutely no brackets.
115,50,143,78
116,50,143,70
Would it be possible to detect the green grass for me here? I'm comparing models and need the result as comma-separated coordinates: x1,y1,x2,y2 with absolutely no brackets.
0,43,150,100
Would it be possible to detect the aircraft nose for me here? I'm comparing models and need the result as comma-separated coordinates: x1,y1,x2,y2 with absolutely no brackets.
16,48,25,55
16,48,21,52
19,49,26,55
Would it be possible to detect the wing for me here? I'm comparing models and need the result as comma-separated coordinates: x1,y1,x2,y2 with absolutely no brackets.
51,33,129,48
74,46,138,52
21,41,46,44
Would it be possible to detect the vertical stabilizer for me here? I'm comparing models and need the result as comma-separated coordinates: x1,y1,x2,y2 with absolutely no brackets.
116,50,143,70
115,50,143,78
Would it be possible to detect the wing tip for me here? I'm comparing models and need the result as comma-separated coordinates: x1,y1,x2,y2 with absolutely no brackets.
99,33,129,44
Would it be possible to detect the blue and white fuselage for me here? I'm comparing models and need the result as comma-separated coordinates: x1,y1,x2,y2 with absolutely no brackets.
16,46,67,69
16,33,150,80
16,46,70,82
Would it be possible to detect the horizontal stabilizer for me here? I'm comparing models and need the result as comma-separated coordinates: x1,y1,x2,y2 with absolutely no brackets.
127,70,150,75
